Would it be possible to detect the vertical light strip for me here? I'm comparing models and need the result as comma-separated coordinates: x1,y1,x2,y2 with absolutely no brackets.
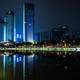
13,55,16,80
3,55,6,80
23,3,25,42
3,17,6,41
14,15,16,42
23,55,25,80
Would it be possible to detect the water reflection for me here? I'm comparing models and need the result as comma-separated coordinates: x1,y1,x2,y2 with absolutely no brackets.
2,54,13,80
0,52,38,80
0,52,80,80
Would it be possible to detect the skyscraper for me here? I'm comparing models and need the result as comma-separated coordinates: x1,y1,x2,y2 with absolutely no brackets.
23,3,34,42
3,10,16,42
3,2,34,43
0,18,5,41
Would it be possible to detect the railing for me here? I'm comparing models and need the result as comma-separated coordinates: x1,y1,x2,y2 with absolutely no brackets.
0,47,79,52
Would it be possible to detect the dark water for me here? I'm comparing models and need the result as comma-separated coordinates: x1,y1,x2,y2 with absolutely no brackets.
0,52,80,80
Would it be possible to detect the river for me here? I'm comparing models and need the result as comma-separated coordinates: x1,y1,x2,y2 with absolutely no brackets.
0,52,80,80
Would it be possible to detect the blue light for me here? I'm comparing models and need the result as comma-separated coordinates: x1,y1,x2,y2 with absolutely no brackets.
13,54,23,63
3,54,6,80
16,34,22,39
16,57,22,62
17,34,19,38
16,54,22,63
13,55,16,80
19,34,22,39
16,33,22,42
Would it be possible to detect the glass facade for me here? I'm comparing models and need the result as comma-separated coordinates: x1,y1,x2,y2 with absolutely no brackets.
3,10,16,42
25,3,34,42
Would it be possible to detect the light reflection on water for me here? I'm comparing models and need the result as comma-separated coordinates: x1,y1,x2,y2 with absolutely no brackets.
0,52,38,80
0,52,80,80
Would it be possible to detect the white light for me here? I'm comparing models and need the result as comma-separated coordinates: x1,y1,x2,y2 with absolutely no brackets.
4,17,7,42
13,55,16,62
3,55,6,65
27,38,33,43
3,54,6,80
16,57,22,62
19,34,22,39
28,54,35,58
4,52,9,56
23,4,25,42
76,48,80,51
13,55,16,59
17,58,19,62
27,54,35,64
17,34,19,38
14,16,16,42
19,57,22,61
13,55,16,80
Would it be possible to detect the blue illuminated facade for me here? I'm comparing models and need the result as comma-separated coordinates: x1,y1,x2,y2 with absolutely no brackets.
1,2,34,43
16,3,34,43
3,10,16,42
24,3,34,42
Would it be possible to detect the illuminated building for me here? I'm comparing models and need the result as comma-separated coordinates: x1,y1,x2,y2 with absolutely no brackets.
3,10,16,42
2,2,34,43
23,3,34,42
36,32,41,42
35,25,69,42
36,31,52,42
0,18,5,41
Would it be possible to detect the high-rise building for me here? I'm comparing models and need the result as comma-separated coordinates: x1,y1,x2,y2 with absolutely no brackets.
51,25,69,41
3,10,16,42
23,3,34,42
35,31,52,42
2,3,34,43
0,18,5,41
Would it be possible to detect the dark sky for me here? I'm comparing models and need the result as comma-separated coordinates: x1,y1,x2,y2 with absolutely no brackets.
33,0,80,32
0,0,80,33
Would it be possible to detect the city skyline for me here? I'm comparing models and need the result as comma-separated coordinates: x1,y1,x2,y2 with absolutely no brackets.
0,1,80,80
0,0,80,42
0,2,34,42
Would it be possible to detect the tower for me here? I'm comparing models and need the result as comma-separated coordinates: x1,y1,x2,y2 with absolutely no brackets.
3,10,16,42
0,18,5,41
23,3,34,42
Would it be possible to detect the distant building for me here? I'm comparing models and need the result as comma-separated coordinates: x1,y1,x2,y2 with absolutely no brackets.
3,10,16,42
36,31,52,42
35,25,69,42
51,25,69,41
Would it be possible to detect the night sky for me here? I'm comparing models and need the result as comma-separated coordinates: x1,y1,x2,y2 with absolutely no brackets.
0,0,80,35
33,0,80,32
